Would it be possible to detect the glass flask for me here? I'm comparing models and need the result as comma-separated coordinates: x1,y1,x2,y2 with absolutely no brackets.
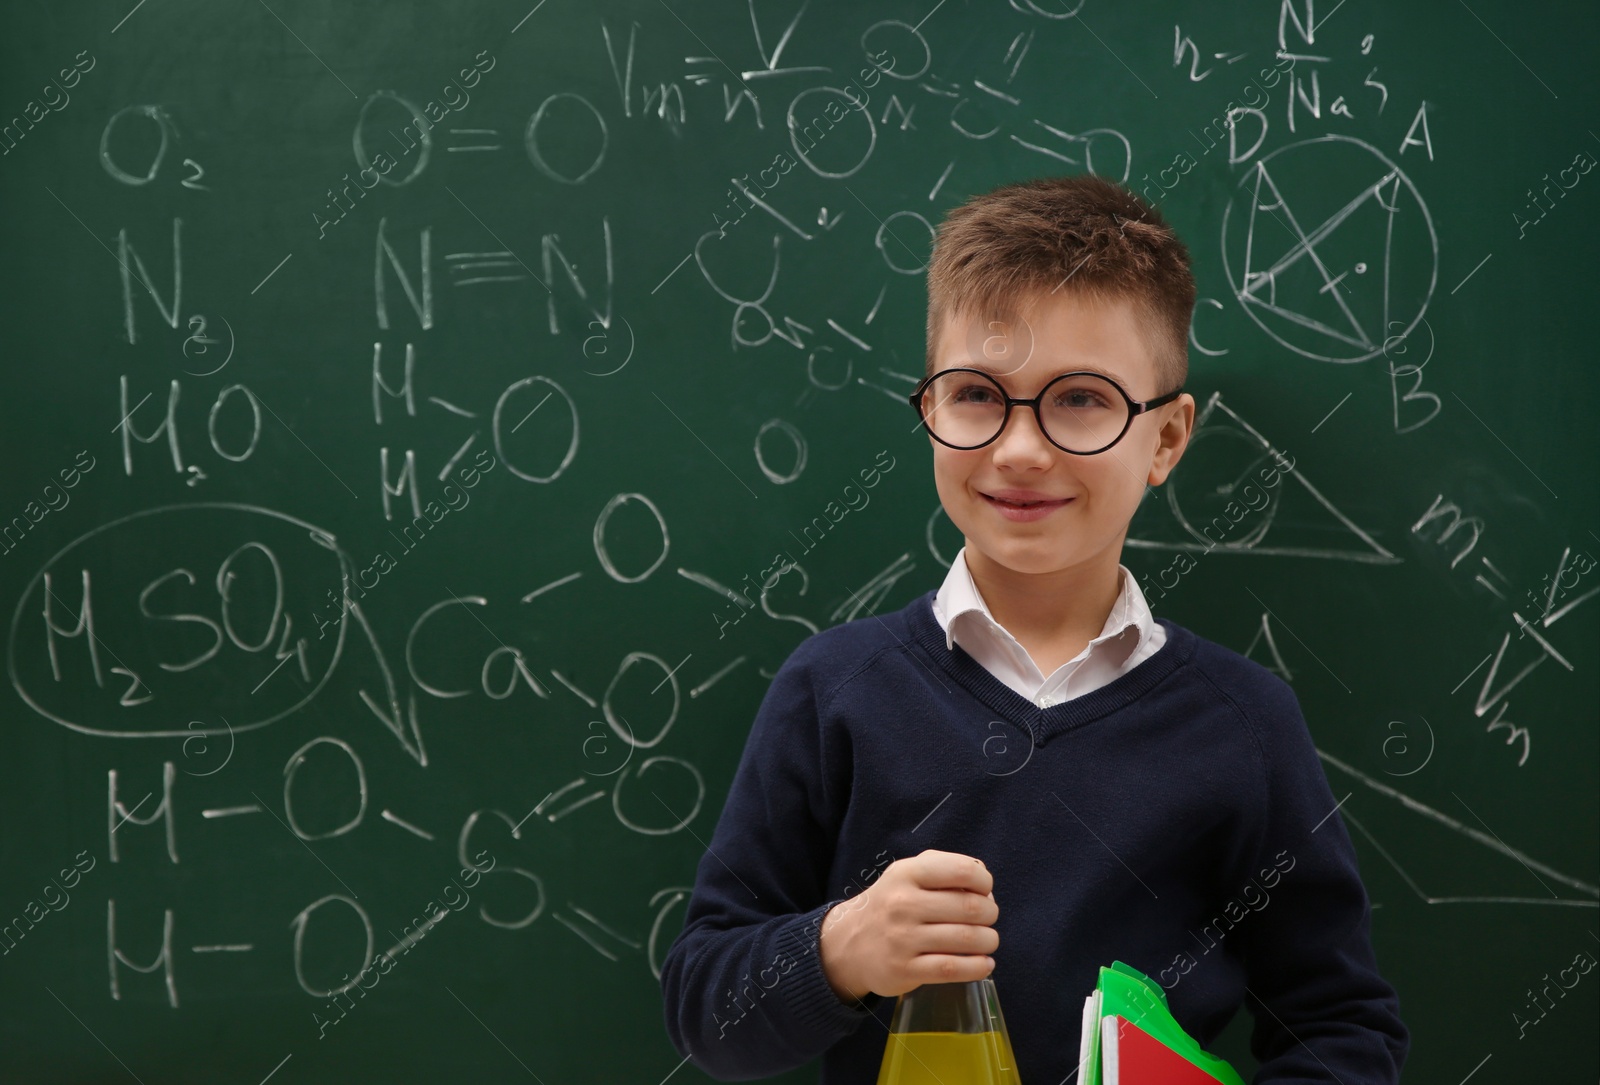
875,975,1022,1085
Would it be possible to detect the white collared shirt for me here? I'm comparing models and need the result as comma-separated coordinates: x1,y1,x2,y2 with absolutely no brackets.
931,546,1167,709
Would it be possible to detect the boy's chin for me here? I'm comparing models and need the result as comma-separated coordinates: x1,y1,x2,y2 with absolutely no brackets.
968,537,1082,576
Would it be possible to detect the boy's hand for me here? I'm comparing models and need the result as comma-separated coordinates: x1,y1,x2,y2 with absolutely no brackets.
817,849,998,1003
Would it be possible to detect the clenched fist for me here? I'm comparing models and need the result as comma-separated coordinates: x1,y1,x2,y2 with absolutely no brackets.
818,849,999,1003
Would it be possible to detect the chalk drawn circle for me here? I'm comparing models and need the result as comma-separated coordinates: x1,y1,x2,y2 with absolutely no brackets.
100,105,172,186
593,493,669,583
283,735,368,840
806,346,853,391
1221,135,1437,364
493,375,579,483
525,92,608,185
613,756,705,835
602,651,679,748
1164,426,1283,551
876,210,935,275
208,384,262,462
291,893,373,999
787,87,877,180
860,21,931,81
353,90,431,186
755,419,807,485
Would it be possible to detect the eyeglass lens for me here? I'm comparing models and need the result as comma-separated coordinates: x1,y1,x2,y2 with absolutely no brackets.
920,371,1129,452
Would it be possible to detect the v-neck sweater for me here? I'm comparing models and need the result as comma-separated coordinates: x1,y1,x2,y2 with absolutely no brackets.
660,588,1408,1084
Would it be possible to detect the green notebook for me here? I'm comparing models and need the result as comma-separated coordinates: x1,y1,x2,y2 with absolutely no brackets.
1077,961,1247,1085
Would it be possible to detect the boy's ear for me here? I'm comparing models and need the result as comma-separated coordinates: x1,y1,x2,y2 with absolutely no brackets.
1146,394,1195,486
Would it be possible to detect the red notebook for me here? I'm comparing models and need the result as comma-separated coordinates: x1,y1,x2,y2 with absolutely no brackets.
1102,1016,1232,1085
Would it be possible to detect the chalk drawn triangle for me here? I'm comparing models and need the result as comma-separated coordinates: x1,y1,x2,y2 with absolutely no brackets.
1240,612,1295,682
1126,391,1400,565
1318,748,1598,908
1238,157,1401,353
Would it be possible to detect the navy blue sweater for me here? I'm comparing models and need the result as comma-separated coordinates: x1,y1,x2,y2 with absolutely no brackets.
660,589,1408,1083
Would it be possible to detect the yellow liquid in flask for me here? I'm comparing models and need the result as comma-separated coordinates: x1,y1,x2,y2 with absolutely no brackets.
874,1029,1021,1085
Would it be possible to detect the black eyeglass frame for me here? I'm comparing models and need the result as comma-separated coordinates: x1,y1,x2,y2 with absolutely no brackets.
909,367,1185,456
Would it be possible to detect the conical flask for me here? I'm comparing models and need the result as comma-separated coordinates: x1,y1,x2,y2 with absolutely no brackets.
875,975,1022,1085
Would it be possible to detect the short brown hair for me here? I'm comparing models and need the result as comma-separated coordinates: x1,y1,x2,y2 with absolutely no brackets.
925,174,1195,397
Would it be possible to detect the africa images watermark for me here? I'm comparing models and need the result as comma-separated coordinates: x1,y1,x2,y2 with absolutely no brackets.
0,449,98,559
1155,848,1296,991
1,49,96,162
1511,942,1595,1040
713,450,898,639
0,849,97,961
311,850,496,1039
317,47,498,240
309,449,498,638
1137,448,1298,608
1512,145,1595,241
1138,52,1298,209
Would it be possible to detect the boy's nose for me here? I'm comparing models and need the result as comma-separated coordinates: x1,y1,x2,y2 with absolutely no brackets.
990,406,1058,460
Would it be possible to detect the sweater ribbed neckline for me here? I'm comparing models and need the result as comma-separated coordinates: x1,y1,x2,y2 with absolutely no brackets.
902,588,1196,746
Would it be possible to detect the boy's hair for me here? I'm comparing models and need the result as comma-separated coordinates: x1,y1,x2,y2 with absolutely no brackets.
925,174,1195,397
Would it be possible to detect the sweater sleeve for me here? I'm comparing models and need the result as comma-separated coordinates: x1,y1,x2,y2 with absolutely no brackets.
1232,673,1410,1085
658,637,880,1080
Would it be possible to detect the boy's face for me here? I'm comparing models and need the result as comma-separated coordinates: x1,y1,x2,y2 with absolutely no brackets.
928,290,1193,584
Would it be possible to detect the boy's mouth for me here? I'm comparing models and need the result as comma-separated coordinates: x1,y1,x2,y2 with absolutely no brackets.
980,491,1074,517
981,490,1073,509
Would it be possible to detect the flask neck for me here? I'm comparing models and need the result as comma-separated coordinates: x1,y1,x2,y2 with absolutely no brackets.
889,980,992,1035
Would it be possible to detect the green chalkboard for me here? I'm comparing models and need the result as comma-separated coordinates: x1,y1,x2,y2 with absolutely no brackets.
1,0,1595,1081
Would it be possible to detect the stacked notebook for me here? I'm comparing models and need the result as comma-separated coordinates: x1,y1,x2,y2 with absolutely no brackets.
1077,962,1246,1085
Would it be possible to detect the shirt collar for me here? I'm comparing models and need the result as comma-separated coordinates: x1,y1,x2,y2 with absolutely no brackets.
932,546,1151,654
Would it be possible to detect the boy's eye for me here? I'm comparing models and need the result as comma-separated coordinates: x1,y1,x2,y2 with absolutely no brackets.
1054,388,1111,410
951,382,1001,404
1049,378,1117,410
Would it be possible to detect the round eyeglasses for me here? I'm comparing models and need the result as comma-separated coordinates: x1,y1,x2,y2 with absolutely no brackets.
909,368,1184,455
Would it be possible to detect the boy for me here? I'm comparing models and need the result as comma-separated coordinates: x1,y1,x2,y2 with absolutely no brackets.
660,174,1408,1083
